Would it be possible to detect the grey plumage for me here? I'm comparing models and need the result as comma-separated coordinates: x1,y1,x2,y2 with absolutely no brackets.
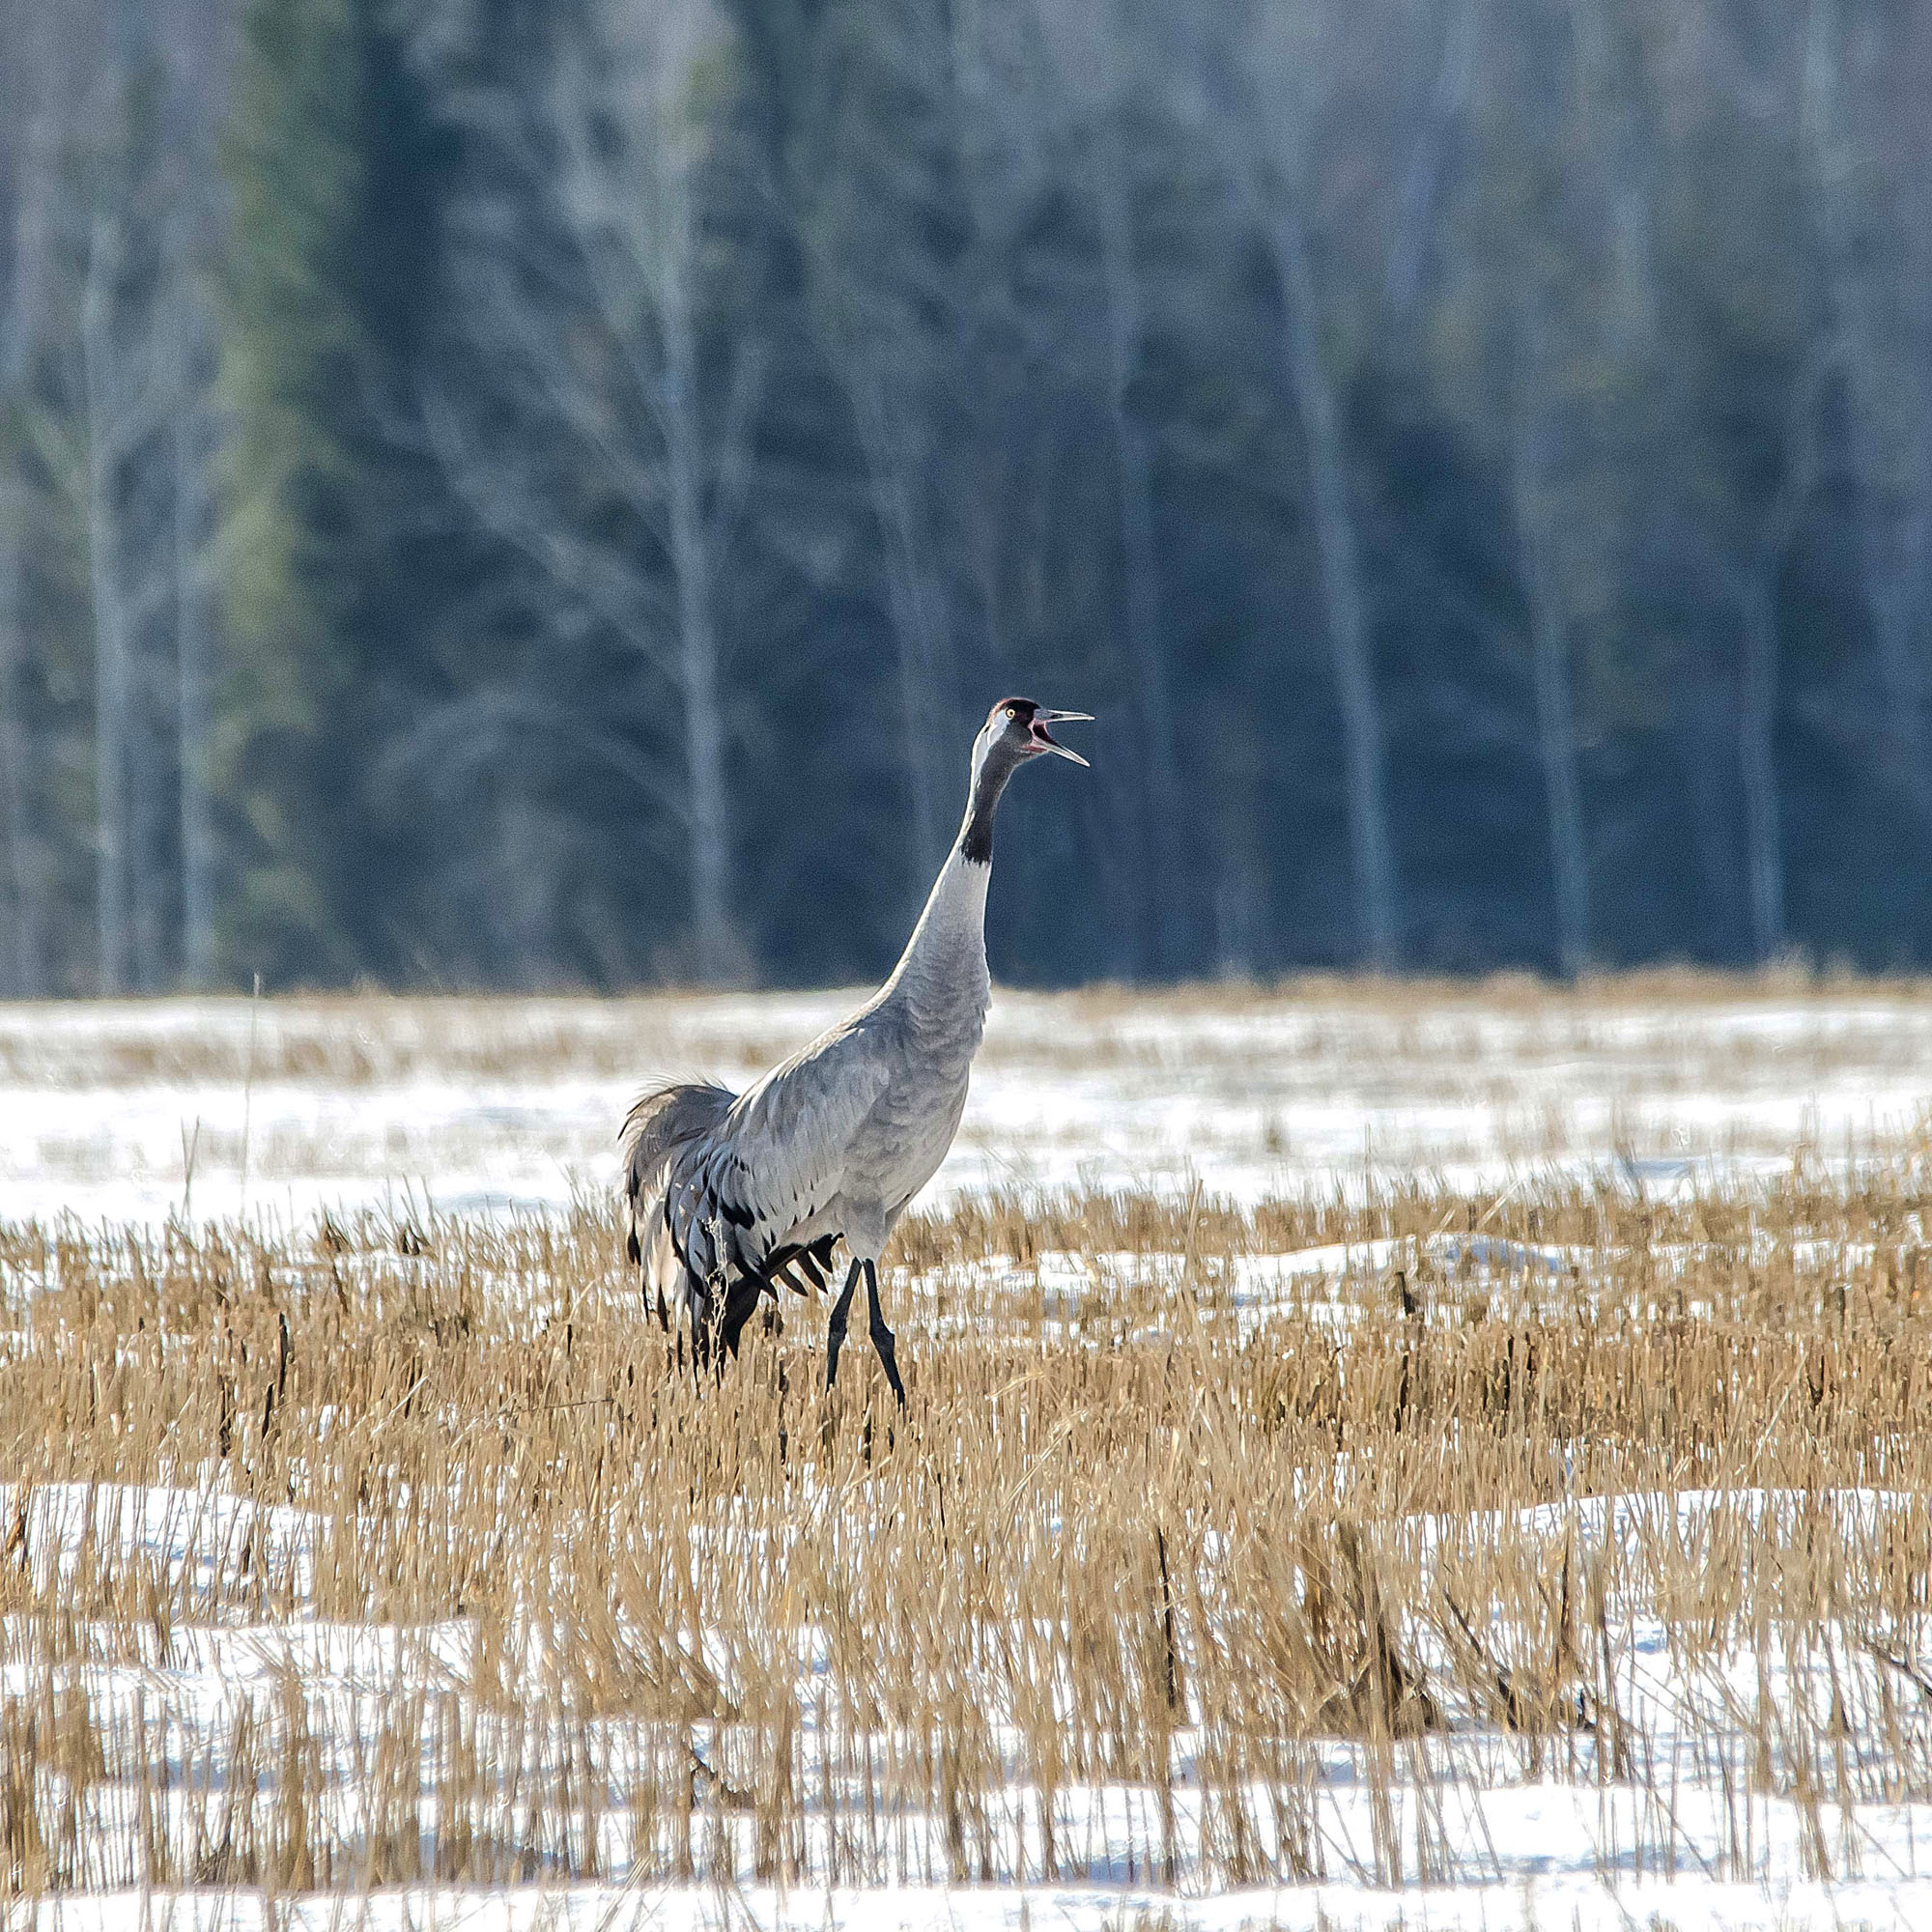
620,697,1090,1397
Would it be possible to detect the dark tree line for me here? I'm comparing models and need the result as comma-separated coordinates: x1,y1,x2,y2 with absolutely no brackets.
3,0,1932,992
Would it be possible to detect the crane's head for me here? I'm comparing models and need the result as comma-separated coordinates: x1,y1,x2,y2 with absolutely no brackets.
960,698,1091,862
977,696,1092,772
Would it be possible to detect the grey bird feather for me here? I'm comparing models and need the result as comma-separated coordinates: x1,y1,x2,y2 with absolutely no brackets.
619,697,1090,1387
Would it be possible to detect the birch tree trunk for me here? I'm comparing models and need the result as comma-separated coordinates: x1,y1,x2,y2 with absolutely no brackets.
1510,346,1590,975
82,208,132,995
1269,206,1399,968
0,460,39,996
0,475,32,995
664,386,731,980
434,0,751,982
1094,137,1183,975
656,210,734,982
1037,0,1186,968
1737,572,1784,962
175,306,216,985
849,377,951,883
1729,351,1825,965
1801,0,1932,835
129,502,167,992
0,79,57,996
1385,0,1475,327
1565,0,1657,361
163,0,223,989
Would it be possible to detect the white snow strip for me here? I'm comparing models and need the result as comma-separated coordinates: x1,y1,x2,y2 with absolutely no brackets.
14,1876,1932,1931
7,989,1932,1225
0,1480,322,1597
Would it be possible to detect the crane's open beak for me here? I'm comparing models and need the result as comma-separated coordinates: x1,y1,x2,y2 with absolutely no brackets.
1032,709,1093,766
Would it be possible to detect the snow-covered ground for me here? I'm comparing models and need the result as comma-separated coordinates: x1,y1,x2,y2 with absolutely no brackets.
9,984,1932,1928
7,1476,1932,1931
16,1878,1932,1932
4,982,1932,1225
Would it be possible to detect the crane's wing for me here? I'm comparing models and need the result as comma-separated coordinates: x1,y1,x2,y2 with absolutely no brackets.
661,1017,896,1293
620,1080,734,1278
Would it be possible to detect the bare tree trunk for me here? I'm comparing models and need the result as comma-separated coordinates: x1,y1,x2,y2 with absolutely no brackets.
1676,681,1744,958
850,378,951,884
1565,0,1657,362
1269,207,1399,968
130,540,167,993
161,5,222,991
450,0,758,984
0,85,57,997
1837,377,1932,834
175,312,216,986
1385,0,1475,327
1861,517,1932,813
1729,351,1826,966
661,294,734,983
82,208,131,996
0,477,38,997
1095,139,1184,976
1801,0,1932,836
1737,573,1784,962
496,783,557,986
1511,367,1590,975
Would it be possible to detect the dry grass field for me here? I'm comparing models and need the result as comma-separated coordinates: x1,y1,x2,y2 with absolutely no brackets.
5,981,1932,1929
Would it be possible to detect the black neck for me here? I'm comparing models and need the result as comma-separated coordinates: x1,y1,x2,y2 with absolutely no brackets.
958,742,1027,865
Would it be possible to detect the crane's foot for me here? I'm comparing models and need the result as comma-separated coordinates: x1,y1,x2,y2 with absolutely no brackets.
869,1323,906,1407
865,1262,907,1408
826,1258,864,1389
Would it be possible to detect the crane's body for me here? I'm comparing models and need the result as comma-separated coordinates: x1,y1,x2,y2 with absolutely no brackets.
621,698,1089,1399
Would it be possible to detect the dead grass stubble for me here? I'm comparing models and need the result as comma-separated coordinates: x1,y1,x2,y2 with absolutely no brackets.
2,1171,1932,1893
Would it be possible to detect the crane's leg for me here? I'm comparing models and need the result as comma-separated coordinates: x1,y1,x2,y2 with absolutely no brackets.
719,1275,766,1361
825,1259,864,1388
865,1262,906,1407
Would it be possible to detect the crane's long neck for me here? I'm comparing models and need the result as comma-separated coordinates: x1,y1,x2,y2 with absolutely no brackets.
883,739,1022,1023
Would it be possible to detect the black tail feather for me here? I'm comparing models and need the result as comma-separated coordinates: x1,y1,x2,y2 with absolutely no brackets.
621,1089,841,1378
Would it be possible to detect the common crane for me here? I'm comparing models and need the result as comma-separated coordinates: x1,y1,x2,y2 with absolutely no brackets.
621,697,1091,1402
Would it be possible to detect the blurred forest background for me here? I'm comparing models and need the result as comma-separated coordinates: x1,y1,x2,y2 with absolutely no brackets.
3,0,1932,992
